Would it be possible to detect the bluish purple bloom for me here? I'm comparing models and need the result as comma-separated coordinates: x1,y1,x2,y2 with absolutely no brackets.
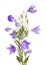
21,40,30,50
15,22,20,27
5,27,11,32
7,15,14,22
7,44,16,54
27,50,32,53
9,31,16,39
27,5,37,13
31,26,40,34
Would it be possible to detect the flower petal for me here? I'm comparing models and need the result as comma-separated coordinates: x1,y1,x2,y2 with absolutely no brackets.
31,26,40,34
27,50,32,53
7,44,16,54
21,40,30,50
7,15,14,22
9,31,16,39
15,22,20,27
5,27,11,32
27,5,37,13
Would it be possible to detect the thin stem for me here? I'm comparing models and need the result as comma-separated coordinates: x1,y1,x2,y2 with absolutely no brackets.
22,50,24,65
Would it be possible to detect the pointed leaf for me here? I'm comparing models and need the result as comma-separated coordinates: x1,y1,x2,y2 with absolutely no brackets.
16,56,22,62
24,56,29,63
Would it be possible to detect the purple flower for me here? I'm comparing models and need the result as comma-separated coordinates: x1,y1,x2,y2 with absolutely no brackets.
5,27,11,32
7,44,16,54
9,31,16,39
21,40,30,50
15,22,20,27
31,26,40,34
7,15,14,22
27,5,37,13
27,50,32,53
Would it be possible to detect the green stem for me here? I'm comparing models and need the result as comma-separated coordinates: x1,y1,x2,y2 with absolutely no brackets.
22,50,24,65
17,40,27,65
22,51,27,65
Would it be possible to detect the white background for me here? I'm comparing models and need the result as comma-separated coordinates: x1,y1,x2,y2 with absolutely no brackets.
0,0,46,65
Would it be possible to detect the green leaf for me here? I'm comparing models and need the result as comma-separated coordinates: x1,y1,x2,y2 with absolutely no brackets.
24,56,29,63
24,30,28,37
20,26,24,33
26,19,28,24
16,56,22,62
14,19,17,22
17,26,25,39
24,52,27,57
20,14,23,18
25,13,27,19
14,40,20,47
15,40,20,44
